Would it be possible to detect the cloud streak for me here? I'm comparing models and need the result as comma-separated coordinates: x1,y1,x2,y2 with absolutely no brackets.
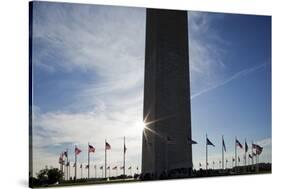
191,63,267,99
189,12,229,96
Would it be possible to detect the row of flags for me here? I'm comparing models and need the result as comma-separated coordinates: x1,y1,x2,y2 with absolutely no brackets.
205,135,264,170
63,163,138,171
59,135,264,177
199,153,260,167
59,137,133,180
205,136,263,154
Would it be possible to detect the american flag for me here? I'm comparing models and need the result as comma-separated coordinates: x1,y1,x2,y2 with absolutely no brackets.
253,144,263,155
59,154,63,164
206,138,215,147
236,139,243,149
256,147,263,155
105,142,111,150
222,137,226,152
245,141,248,152
88,145,95,153
75,147,82,155
188,137,197,144
124,144,127,153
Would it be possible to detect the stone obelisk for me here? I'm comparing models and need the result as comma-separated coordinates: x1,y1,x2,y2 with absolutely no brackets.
141,8,192,179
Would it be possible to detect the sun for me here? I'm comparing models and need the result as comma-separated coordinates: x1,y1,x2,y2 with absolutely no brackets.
135,120,147,131
135,120,146,133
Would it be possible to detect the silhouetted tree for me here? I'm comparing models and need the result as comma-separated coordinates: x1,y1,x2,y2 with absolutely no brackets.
36,168,63,186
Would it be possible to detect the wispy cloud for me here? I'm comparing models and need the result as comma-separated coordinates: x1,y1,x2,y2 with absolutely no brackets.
191,63,267,99
33,109,143,165
189,12,230,96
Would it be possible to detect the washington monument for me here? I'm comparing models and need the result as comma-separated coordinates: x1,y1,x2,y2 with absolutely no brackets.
141,9,192,178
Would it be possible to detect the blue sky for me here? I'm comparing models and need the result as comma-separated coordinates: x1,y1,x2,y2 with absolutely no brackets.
31,2,271,176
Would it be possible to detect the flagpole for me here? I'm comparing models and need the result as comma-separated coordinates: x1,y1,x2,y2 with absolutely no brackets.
63,154,65,180
206,134,208,170
222,135,224,170
93,156,96,179
105,139,107,178
66,149,68,180
75,145,77,181
95,165,97,179
80,164,83,179
243,138,245,166
123,136,126,176
88,142,90,179
69,161,71,180
251,140,254,166
256,153,260,172
235,136,237,167
62,153,65,180
68,161,70,180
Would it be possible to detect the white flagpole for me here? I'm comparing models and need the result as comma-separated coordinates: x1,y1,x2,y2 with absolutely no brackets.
88,142,90,179
123,136,126,175
75,146,77,181
81,164,83,179
206,134,208,170
222,135,224,170
69,163,71,179
105,139,107,178
235,136,237,168
251,140,254,168
66,149,68,180
245,139,247,167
